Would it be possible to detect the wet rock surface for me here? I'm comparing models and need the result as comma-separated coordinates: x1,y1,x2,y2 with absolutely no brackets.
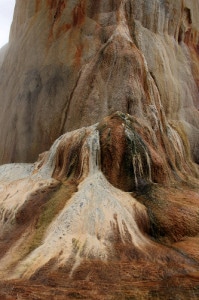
0,0,199,299
0,0,198,164
0,113,198,298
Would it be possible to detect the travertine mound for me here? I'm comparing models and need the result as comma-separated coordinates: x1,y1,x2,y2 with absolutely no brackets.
0,0,199,299
0,112,199,299
0,0,198,164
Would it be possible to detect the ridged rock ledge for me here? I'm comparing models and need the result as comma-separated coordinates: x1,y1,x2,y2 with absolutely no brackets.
0,0,198,164
0,0,199,299
0,112,199,299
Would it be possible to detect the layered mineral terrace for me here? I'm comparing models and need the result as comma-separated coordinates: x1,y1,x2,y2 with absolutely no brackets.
0,0,199,299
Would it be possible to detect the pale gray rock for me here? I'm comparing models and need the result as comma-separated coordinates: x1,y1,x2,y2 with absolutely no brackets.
0,0,198,166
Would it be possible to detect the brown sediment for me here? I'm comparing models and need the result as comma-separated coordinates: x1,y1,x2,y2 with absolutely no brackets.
0,182,60,259
0,0,199,298
56,23,72,39
47,0,67,43
74,44,84,66
1,276,199,300
53,0,66,20
35,0,41,13
136,184,199,244
73,0,86,27
46,0,59,10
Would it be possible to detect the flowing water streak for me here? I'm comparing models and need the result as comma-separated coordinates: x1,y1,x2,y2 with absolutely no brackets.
125,127,152,186
167,125,185,161
145,150,152,182
87,128,101,175
132,154,143,187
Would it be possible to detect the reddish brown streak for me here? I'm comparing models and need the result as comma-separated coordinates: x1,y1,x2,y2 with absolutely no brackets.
56,23,72,39
75,44,84,65
73,0,86,27
35,0,41,13
46,0,58,10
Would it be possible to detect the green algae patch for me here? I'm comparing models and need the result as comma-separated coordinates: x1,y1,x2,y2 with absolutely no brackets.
27,182,77,254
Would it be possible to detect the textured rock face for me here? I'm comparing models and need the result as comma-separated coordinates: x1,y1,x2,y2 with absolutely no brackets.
0,0,199,299
0,113,198,291
0,0,198,164
0,112,198,299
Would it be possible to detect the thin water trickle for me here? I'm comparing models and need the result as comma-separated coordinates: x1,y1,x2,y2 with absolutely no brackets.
125,127,152,187
87,129,101,175
167,125,185,161
133,154,143,187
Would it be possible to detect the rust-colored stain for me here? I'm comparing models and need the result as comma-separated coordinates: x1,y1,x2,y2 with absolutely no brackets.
197,42,199,54
47,0,67,43
47,0,58,10
184,28,192,45
75,44,84,65
56,23,71,39
46,0,66,19
53,0,66,20
48,28,54,44
35,0,41,13
73,0,86,27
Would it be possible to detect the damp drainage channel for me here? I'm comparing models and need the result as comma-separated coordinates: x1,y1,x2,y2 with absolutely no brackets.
87,129,101,175
125,127,152,187
87,125,152,188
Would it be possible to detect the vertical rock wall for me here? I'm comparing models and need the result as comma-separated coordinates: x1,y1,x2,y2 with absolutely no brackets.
0,0,198,168
0,2,199,296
